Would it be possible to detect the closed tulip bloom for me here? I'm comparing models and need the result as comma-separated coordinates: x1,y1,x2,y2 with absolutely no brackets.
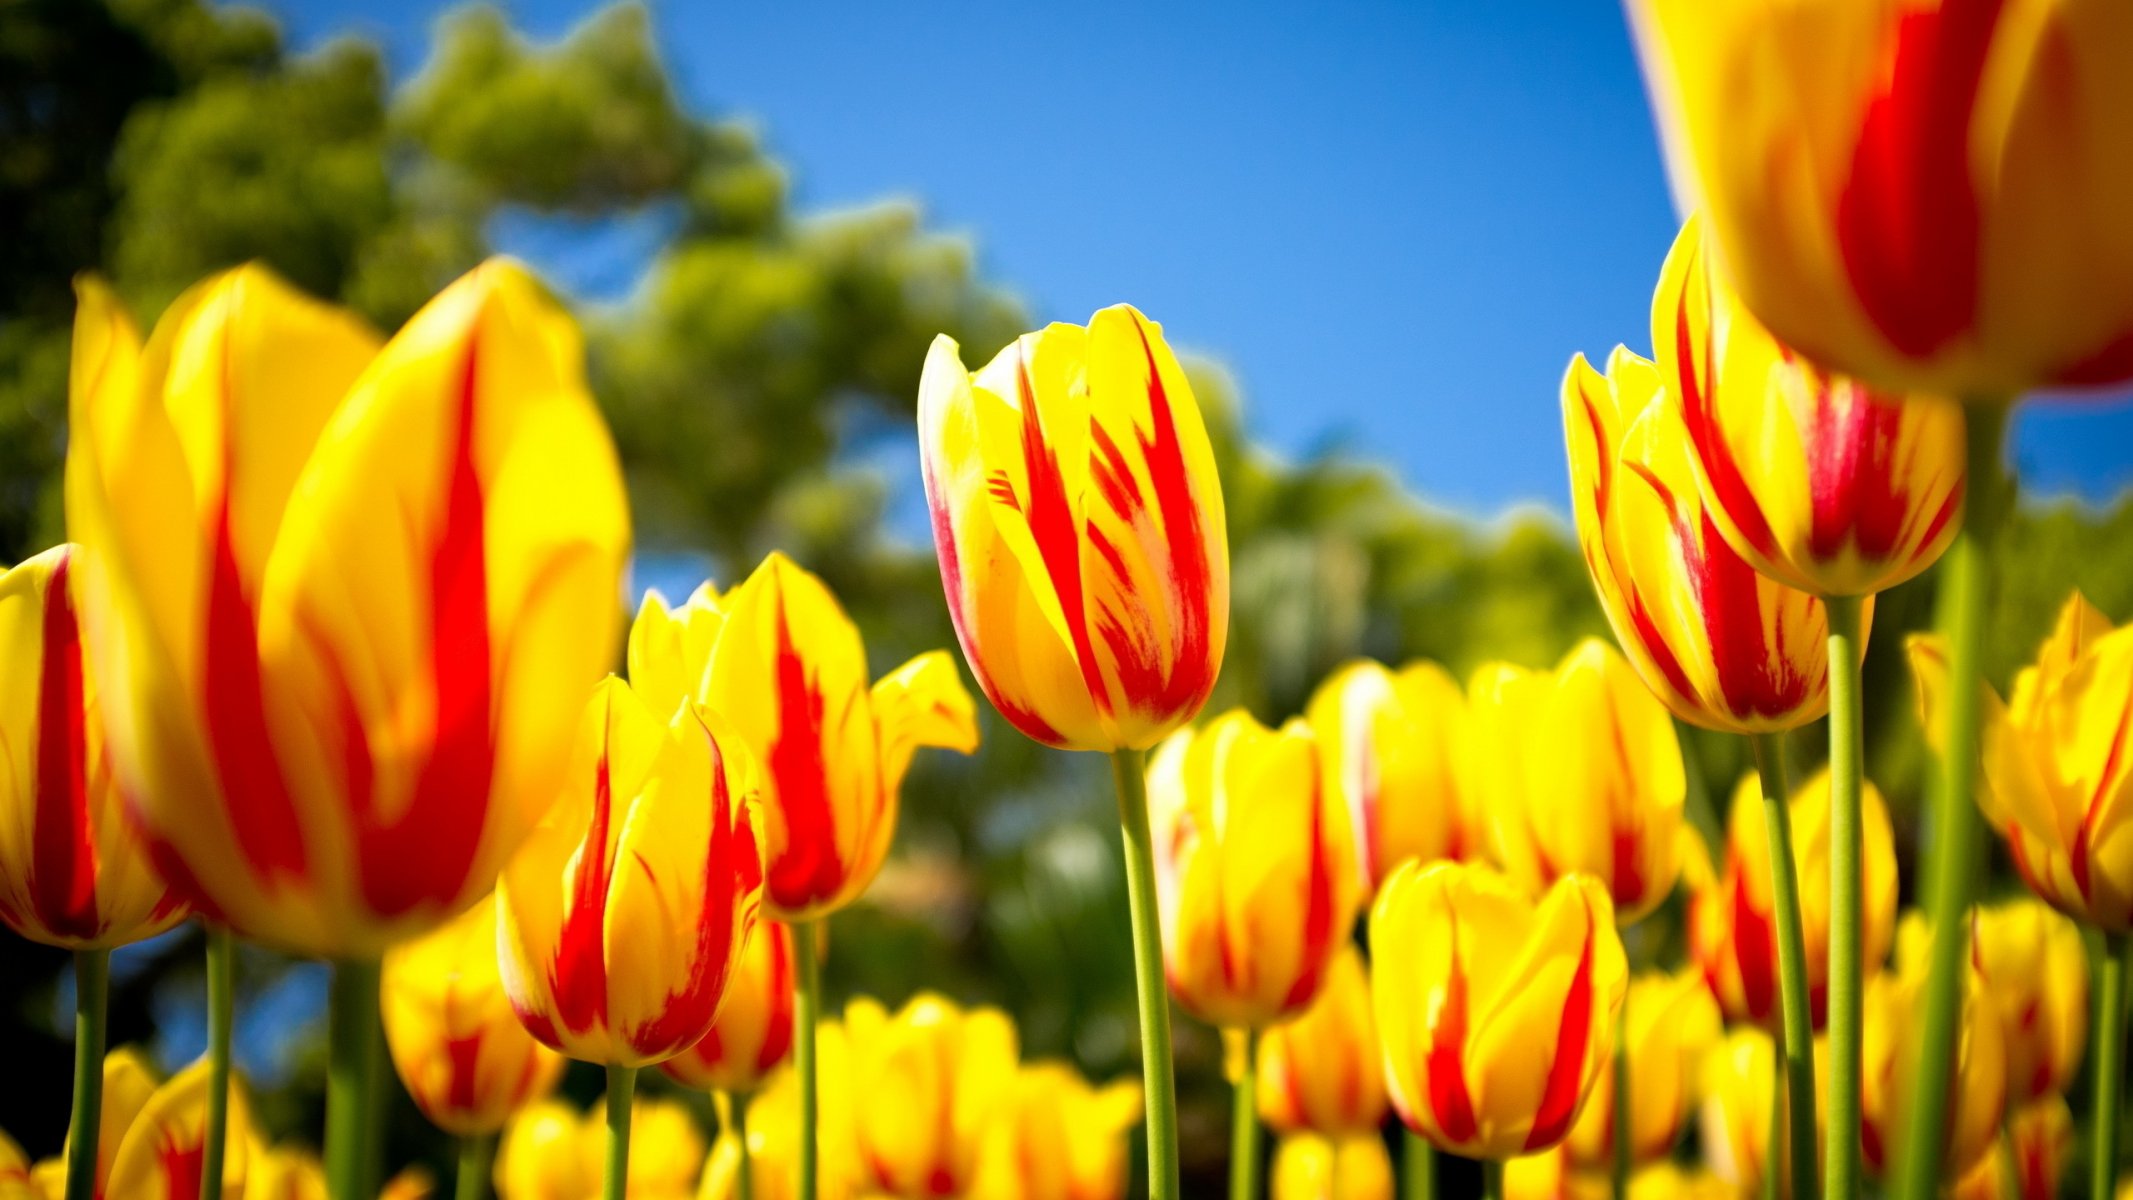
1949,1095,2073,1200
1305,658,1484,893
1564,345,1842,735
381,894,564,1135
916,306,1228,753
1861,917,2008,1179
246,1147,328,1200
497,678,766,1067
62,261,630,959
1371,861,1629,1159
1655,216,1967,597
1256,946,1387,1138
1628,0,2133,397
1971,898,2086,1102
104,1058,255,1200
1563,970,1722,1171
1692,769,1897,1028
847,993,1019,1199
0,546,188,949
1269,1134,1393,1200
1912,592,2133,930
1148,710,1356,1029
1470,640,1688,925
658,919,796,1096
495,1100,596,1200
969,1062,1142,1200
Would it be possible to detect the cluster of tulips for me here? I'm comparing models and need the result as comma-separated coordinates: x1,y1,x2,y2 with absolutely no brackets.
5,1,2133,1199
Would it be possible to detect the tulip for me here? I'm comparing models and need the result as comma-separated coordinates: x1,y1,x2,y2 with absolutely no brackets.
494,1100,595,1200
969,1062,1142,1200
846,993,1018,1199
379,1169,436,1200
1562,971,1720,1172
1256,946,1386,1138
1270,1134,1393,1200
1698,1028,1821,1200
1971,898,2087,1104
658,919,797,1097
1861,917,2008,1181
2,1132,29,1197
101,1058,255,1200
1304,658,1485,892
248,1147,329,1200
1371,861,1629,1160
1950,1096,2073,1200
698,1018,864,1200
1503,1152,1731,1200
30,1047,159,1200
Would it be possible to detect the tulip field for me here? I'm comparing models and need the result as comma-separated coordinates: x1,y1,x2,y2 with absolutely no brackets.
5,3,2133,1200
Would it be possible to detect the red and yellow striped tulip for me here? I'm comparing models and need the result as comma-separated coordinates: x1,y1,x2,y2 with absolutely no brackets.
1950,1096,2073,1200
1256,946,1386,1138
1971,897,2087,1103
382,893,565,1135
657,918,796,1096
1370,861,1629,1160
35,1046,160,1200
1269,1134,1393,1200
1469,639,1688,925
847,993,1019,1199
0,546,188,949
496,677,765,1067
916,306,1228,753
1692,768,1897,1029
1148,710,1356,1029
62,261,630,959
246,1147,328,1200
1654,216,1967,598
969,1062,1142,1200
1627,0,2133,398
1563,970,1722,1171
103,1057,255,1200
1861,916,2008,1179
629,554,978,921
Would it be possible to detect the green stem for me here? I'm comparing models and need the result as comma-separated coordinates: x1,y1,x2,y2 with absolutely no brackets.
1824,592,1868,1200
728,1091,755,1200
1896,400,2012,1200
1228,1029,1260,1200
604,1064,637,1200
1482,1158,1505,1200
325,958,384,1200
1612,999,1631,1200
1112,746,1181,1200
2094,936,2127,1200
1750,731,1820,1200
64,949,109,1200
1401,1129,1434,1200
454,1133,495,1200
201,926,234,1200
793,919,822,1200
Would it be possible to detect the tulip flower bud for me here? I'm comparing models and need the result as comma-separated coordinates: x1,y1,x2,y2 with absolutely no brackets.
497,678,766,1067
658,918,796,1096
969,1061,1142,1200
1148,710,1358,1029
495,1100,593,1200
917,306,1229,753
248,1147,328,1200
1370,861,1629,1159
848,993,1019,1199
1692,768,1897,1029
1563,970,1721,1171
1971,898,2086,1104
1257,946,1386,1138
382,895,564,1135
1470,640,1688,924
0,545,188,950
104,1057,255,1200
63,261,631,959
1270,1133,1394,1200
1862,916,2008,1180
1950,1095,2073,1200
1698,1028,1820,1200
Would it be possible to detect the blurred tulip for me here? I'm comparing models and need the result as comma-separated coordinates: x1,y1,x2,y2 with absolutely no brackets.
609,1095,706,1200
1370,861,1629,1159
103,1058,254,1200
0,1132,29,1200
697,1018,863,1200
246,1147,327,1200
1503,1149,1587,1200
658,919,796,1096
1622,1164,1736,1200
43,1045,160,1200
629,554,978,921
969,1061,1141,1200
1304,658,1484,892
62,261,630,958
378,1168,435,1200
1269,1134,1393,1200
1861,916,2008,1180
1256,946,1386,1138
495,1100,596,1200
1627,0,2133,398
916,305,1228,753
1469,639,1688,924
1563,970,1722,1171
1147,710,1356,1029
847,993,1018,1199
1698,1027,1820,1200
382,894,565,1135
1949,1096,2073,1200
497,678,765,1067
1654,216,1966,598
1692,768,1897,1028
0,545,188,950
1971,898,2087,1102
1564,345,1843,734
1912,592,2133,930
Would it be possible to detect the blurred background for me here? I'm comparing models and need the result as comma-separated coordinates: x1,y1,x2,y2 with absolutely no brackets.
4,0,2132,1193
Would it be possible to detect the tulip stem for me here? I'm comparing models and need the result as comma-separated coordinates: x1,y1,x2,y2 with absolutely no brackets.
1749,731,1820,1200
1612,1000,1631,1200
1897,399,2011,1200
604,1064,637,1200
1112,746,1181,1200
325,957,384,1200
63,949,109,1200
727,1091,755,1200
201,925,235,1200
1482,1158,1505,1200
455,1132,494,1200
793,919,822,1200
1228,1028,1261,1200
1401,1130,1434,1200
2095,935,2127,1200
1824,591,1867,1200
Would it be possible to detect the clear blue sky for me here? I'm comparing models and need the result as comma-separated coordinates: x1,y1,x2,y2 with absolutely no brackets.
271,0,2133,517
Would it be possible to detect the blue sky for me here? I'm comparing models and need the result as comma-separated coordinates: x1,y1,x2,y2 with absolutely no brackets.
272,0,2133,516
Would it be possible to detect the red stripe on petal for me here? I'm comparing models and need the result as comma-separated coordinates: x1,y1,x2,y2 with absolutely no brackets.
158,1130,207,1199
1674,264,1782,565
2070,697,2133,907
1280,784,1339,1013
1426,919,1478,1145
550,694,618,1039
204,500,310,885
1732,865,1778,1025
756,926,797,1076
31,549,101,942
1122,318,1218,722
1013,349,1111,713
1524,910,1597,1150
763,588,848,912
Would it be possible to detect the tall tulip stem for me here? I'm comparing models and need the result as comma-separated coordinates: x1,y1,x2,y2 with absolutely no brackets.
1482,1158,1505,1200
325,957,384,1200
793,919,822,1200
604,1064,637,1200
1749,731,1820,1200
64,949,109,1200
1402,1130,1434,1200
1824,591,1868,1200
727,1091,756,1200
455,1133,495,1200
1228,1028,1261,1200
201,925,235,1200
1612,1000,1631,1200
1112,746,1182,1200
1897,399,2012,1200
2095,936,2128,1200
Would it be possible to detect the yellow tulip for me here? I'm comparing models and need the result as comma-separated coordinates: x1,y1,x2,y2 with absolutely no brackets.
1654,216,1967,598
496,678,766,1067
103,1057,255,1200
1627,0,2133,397
1912,591,2133,930
62,261,630,959
1370,861,1628,1160
846,993,1018,1199
1147,710,1357,1029
1304,658,1486,893
1469,640,1688,925
658,919,797,1096
1691,769,1897,1029
494,1093,704,1200
0,1132,30,1200
1861,915,2008,1180
1256,946,1387,1138
968,1061,1142,1200
916,306,1228,753
1269,1134,1393,1200
35,1046,160,1200
1562,970,1721,1171
1697,1027,1821,1200
382,894,565,1135
1504,1149,1586,1200
697,1018,863,1200
245,1147,328,1200
1621,1164,1738,1200
0,545,188,949
1950,1095,2073,1200
379,1168,437,1200
1971,897,2087,1103
629,554,978,921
